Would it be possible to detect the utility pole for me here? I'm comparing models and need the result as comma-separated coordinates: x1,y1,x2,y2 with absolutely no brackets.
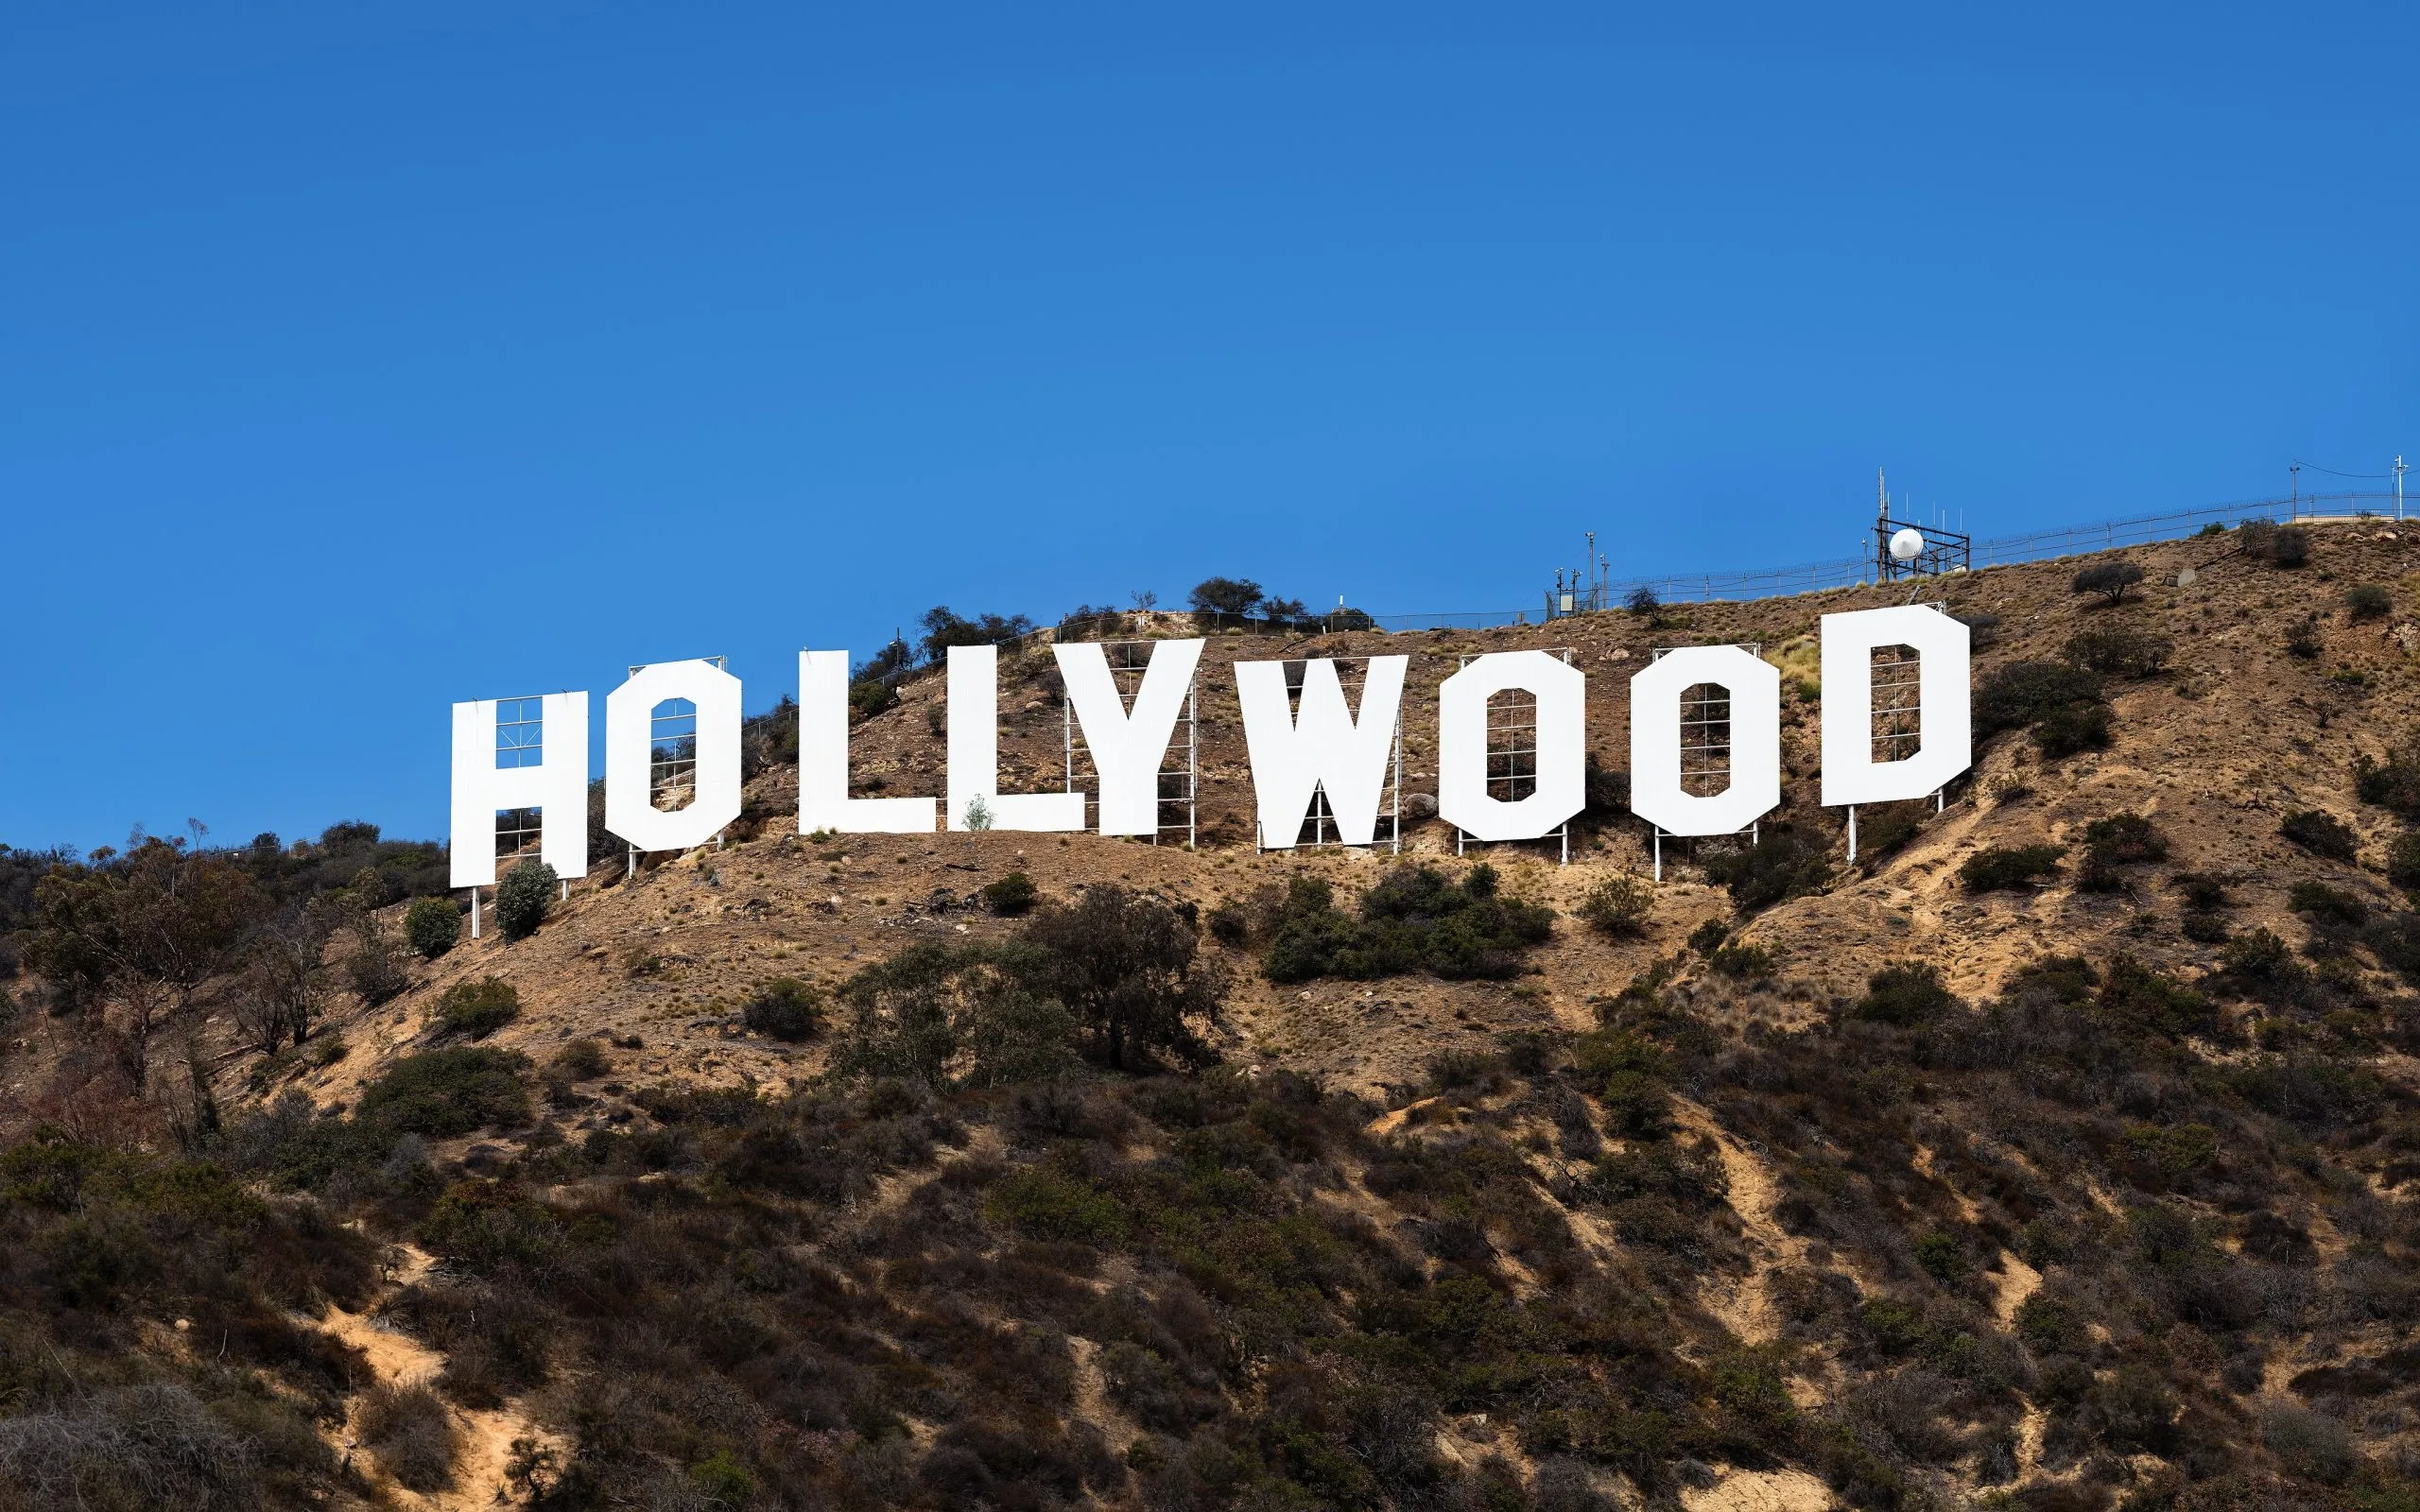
2398,455,2407,523
2290,462,2301,516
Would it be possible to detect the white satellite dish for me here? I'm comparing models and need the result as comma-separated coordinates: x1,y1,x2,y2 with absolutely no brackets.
1889,527,1925,563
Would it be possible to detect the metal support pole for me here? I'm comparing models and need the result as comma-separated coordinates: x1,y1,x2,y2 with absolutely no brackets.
1391,709,1404,855
468,887,480,939
1187,671,1199,849
1846,805,1858,864
1652,828,1662,883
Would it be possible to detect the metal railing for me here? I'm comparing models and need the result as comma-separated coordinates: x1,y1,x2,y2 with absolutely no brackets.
1543,489,2412,618
1042,490,2413,645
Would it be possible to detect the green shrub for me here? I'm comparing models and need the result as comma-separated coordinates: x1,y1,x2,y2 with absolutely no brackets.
2170,872,2230,911
1853,963,1959,1024
1686,919,1729,954
2279,809,2357,862
2083,812,2168,868
1263,865,1552,983
2014,1292,2087,1354
2079,812,2168,890
2288,881,2368,927
1707,942,1773,979
347,923,411,1005
1577,873,1654,936
1575,1027,1671,1137
688,1450,757,1507
1851,800,1927,870
358,1048,531,1136
1974,662,2105,748
2219,927,2292,979
2123,1122,2219,1178
2064,627,2172,679
2033,699,2114,759
435,976,520,1040
986,1165,1130,1245
1205,901,1250,944
2356,752,2420,817
405,896,463,959
494,859,556,941
2286,614,2324,660
2097,954,2213,1038
547,1039,609,1079
1960,845,2064,891
357,1382,458,1492
981,871,1038,916
2389,833,2420,890
1701,827,1830,913
742,976,824,1041
2346,583,2394,621
1913,1230,1967,1280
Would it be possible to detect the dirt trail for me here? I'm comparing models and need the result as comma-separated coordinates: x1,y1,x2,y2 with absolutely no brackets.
318,1242,562,1511
1671,1099,1822,1347
1679,1466,1836,1511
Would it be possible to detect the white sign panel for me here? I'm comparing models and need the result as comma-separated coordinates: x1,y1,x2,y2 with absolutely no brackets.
1628,644,1781,837
1056,638,1205,837
449,692,588,887
946,644,1086,833
1438,650,1586,842
606,659,743,854
798,649,938,834
1820,606,1973,807
1236,655,1408,849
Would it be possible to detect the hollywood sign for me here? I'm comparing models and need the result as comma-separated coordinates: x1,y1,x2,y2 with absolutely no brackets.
448,605,1968,887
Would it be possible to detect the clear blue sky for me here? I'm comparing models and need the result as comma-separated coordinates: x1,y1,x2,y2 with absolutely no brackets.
6,4,2416,851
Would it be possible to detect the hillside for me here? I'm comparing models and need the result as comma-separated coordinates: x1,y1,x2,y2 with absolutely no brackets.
6,518,2420,1511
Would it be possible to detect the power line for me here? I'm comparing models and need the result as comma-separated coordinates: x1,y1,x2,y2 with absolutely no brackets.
2292,459,2394,478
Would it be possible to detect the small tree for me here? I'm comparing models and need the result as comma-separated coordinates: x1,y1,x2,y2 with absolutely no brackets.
2072,560,2145,606
1188,576,1264,617
494,860,556,941
1017,885,1221,1072
1625,585,1661,616
2286,614,2324,660
347,918,410,1005
405,896,462,959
